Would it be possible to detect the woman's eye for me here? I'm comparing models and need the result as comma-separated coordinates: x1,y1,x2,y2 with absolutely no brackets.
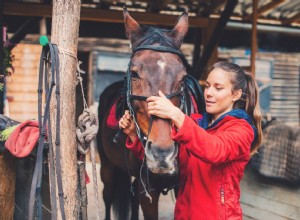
131,71,140,79
216,87,223,91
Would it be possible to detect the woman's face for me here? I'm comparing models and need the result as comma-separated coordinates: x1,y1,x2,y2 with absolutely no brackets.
204,68,241,121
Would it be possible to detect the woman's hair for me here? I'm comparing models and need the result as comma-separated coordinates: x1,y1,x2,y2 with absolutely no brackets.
211,61,262,155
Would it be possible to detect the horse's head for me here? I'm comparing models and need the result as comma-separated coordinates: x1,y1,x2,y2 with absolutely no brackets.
124,9,189,175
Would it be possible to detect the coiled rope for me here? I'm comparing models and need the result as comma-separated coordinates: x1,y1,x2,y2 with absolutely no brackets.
76,62,101,220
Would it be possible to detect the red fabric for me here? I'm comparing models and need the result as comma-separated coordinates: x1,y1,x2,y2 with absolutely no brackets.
5,120,39,158
126,115,254,220
126,138,144,161
106,98,121,129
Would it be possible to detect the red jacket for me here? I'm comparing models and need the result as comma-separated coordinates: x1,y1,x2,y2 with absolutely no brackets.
126,113,255,220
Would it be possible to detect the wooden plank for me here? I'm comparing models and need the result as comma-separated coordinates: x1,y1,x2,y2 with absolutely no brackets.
146,0,172,13
3,2,210,27
243,0,285,21
8,102,38,115
6,93,38,102
250,0,258,76
7,113,38,122
282,12,300,25
241,203,292,220
271,96,299,100
6,75,38,84
6,83,37,93
241,168,300,206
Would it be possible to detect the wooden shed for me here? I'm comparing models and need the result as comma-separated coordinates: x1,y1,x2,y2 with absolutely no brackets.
1,0,300,219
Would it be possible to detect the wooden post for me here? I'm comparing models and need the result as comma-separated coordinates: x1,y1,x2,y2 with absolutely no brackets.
192,28,201,74
50,1,81,219
251,0,258,77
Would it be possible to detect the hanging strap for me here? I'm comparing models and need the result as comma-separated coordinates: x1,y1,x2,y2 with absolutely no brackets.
29,42,66,220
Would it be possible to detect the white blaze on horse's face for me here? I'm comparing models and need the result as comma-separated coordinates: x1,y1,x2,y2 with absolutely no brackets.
157,55,166,73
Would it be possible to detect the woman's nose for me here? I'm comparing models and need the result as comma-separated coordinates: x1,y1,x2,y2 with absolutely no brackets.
205,87,212,97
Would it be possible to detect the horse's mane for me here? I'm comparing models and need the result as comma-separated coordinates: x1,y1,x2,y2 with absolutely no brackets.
136,26,178,49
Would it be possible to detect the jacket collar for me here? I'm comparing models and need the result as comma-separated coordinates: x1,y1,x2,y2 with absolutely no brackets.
207,109,258,139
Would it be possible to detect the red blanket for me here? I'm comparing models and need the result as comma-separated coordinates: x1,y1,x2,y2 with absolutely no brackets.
5,120,39,158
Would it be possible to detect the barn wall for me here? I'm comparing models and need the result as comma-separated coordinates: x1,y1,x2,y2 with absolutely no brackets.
6,44,41,122
219,49,300,127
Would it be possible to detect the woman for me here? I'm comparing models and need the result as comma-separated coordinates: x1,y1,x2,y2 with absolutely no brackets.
119,61,262,219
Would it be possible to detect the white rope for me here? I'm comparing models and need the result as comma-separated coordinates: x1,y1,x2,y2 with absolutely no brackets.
75,59,101,220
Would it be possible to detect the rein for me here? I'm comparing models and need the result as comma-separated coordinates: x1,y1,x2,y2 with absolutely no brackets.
125,45,186,146
113,44,205,200
113,45,191,200
29,43,65,220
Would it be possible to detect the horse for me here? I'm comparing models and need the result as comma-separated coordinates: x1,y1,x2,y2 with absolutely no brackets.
97,8,205,220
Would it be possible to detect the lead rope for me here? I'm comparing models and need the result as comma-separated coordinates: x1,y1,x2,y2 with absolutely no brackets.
76,62,101,220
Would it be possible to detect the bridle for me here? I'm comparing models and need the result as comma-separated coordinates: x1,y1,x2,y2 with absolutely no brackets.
125,45,188,147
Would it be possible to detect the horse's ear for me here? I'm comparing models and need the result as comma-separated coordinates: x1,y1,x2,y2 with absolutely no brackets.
123,7,143,44
171,11,189,48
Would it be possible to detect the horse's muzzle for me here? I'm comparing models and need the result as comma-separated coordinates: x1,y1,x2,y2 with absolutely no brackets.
144,141,178,175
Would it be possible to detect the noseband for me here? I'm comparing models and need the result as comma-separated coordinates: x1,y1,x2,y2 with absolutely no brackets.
125,45,187,146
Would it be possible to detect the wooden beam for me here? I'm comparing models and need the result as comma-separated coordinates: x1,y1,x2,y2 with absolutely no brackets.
282,12,300,25
194,0,238,80
244,0,285,21
200,0,227,17
251,0,258,77
192,28,201,73
3,2,210,27
8,17,42,50
146,0,172,13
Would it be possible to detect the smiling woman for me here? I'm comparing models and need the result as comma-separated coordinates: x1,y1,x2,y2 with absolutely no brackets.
120,61,263,219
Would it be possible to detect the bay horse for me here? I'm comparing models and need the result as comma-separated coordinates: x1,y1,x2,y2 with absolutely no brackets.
97,8,205,220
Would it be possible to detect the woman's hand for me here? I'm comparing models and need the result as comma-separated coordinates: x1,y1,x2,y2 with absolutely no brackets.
119,110,138,142
147,90,185,129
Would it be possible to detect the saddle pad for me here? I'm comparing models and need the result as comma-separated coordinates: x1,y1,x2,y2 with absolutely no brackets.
251,120,300,183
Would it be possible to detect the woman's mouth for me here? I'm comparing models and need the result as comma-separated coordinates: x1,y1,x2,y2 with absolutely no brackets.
206,100,215,107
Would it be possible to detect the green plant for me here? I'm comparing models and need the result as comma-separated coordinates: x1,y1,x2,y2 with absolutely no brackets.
1,26,15,90
2,46,15,77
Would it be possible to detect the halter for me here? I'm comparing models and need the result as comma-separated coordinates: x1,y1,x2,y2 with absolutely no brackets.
125,45,187,146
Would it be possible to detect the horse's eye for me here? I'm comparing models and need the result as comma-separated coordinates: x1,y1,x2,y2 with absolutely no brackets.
131,71,140,79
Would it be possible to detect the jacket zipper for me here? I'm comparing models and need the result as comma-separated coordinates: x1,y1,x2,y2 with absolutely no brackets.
220,168,226,219
220,185,225,205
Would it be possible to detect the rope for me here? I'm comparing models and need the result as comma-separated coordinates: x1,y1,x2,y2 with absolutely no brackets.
76,109,98,154
76,64,101,220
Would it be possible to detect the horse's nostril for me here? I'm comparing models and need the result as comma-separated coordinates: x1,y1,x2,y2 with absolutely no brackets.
148,141,152,150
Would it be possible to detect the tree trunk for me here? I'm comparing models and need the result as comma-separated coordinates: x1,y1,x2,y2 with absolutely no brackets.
50,1,81,219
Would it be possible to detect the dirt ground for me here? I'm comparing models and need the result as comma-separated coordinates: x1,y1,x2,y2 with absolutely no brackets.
86,161,175,220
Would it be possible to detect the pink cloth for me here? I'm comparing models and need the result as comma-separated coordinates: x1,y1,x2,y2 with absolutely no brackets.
5,120,39,158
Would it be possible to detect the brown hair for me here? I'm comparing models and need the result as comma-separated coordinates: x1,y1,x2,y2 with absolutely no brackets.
211,61,262,155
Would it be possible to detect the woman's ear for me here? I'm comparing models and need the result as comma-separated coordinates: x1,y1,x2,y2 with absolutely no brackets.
233,89,242,102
